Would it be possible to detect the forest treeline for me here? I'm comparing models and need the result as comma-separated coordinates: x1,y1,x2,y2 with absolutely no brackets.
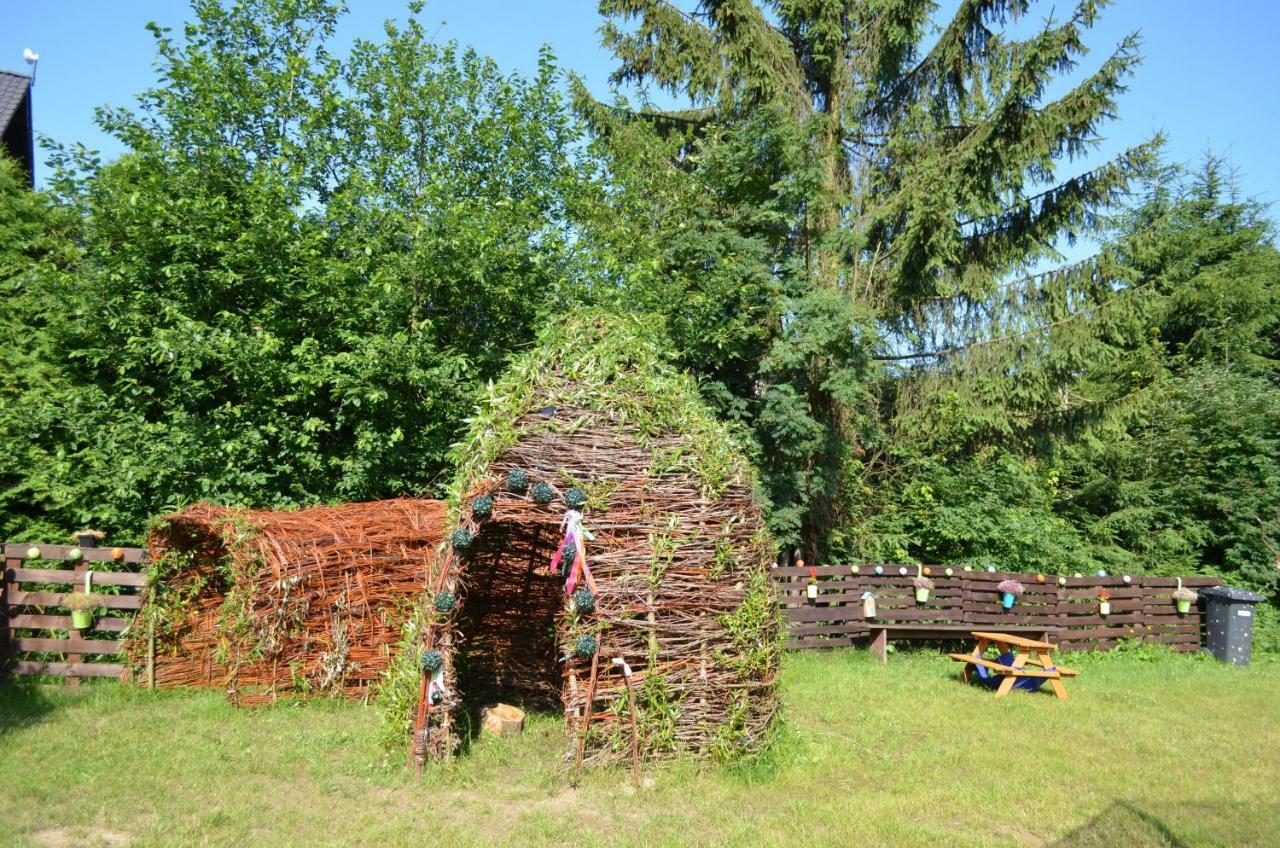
1,1,1276,630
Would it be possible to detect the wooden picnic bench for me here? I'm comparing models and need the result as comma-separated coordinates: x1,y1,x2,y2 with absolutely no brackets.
868,623,1057,665
948,631,1079,699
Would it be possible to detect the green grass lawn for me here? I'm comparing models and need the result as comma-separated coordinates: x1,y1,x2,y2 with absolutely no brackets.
3,647,1278,847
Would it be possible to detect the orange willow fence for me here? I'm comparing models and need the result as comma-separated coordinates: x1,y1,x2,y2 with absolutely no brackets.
771,564,1220,652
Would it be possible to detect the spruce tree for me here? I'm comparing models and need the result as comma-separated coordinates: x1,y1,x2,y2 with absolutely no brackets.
580,1,1154,557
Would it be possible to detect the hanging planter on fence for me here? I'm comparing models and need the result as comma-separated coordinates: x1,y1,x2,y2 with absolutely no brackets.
1173,579,1198,615
912,565,933,603
997,579,1023,610
1098,588,1111,617
806,565,818,601
63,592,101,630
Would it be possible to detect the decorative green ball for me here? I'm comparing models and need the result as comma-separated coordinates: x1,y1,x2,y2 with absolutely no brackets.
25,546,40,560
451,528,472,550
574,634,598,659
531,482,554,504
67,547,83,561
470,495,493,519
571,588,595,615
433,591,457,613
506,469,529,493
421,650,444,673
564,487,587,509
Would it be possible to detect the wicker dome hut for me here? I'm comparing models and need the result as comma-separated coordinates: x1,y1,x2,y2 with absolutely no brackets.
379,314,781,771
129,498,446,705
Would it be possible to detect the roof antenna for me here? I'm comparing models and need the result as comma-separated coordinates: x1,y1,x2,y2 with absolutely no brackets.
23,48,39,85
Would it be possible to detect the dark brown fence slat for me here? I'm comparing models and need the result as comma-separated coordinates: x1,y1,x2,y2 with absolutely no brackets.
8,614,134,633
5,567,147,587
12,660,125,678
14,636,122,654
8,590,142,610
2,544,146,564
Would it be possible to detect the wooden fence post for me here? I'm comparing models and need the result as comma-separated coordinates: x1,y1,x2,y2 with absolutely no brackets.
0,552,14,679
67,554,87,688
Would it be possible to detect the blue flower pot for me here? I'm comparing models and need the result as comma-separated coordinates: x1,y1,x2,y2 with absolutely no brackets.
1001,592,1016,610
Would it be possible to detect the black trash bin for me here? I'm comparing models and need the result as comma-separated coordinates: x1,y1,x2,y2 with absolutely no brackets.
1201,586,1265,666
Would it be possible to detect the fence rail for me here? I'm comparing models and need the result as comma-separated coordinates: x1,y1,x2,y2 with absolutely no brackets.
2,540,147,683
772,565,1220,653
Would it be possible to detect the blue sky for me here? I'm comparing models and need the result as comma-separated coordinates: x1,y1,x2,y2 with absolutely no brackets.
5,0,1279,217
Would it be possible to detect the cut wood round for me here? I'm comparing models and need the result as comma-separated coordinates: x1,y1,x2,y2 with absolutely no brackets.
481,703,526,738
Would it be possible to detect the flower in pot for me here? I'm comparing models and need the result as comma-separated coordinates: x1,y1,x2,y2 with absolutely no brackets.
1097,588,1111,617
1173,580,1198,615
63,592,102,630
806,565,819,601
996,579,1023,610
912,565,933,603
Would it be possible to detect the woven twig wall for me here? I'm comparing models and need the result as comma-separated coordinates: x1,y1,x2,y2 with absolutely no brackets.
131,499,445,704
413,407,781,766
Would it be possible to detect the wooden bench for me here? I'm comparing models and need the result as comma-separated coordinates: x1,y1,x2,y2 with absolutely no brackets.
868,623,1057,664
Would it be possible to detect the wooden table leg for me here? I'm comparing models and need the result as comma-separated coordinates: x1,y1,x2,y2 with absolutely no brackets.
992,649,1028,699
961,637,990,685
1039,650,1068,700
870,628,888,665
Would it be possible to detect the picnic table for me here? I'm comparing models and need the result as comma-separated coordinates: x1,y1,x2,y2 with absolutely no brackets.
948,631,1078,699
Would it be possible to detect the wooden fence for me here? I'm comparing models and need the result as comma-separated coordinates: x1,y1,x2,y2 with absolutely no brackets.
2,539,147,682
773,564,1221,653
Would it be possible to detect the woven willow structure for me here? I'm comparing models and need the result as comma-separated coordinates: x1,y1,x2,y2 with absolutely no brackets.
128,499,446,705
379,314,781,771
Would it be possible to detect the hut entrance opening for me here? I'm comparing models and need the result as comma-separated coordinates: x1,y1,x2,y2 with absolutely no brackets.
454,517,566,715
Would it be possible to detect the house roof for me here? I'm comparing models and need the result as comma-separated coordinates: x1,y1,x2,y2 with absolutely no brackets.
0,70,31,132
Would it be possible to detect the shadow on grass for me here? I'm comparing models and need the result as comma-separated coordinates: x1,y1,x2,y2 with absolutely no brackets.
0,679,59,738
1052,800,1188,847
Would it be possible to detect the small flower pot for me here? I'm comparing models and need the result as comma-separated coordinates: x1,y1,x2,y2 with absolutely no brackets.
806,582,818,601
1000,592,1016,610
70,609,94,630
1176,598,1191,615
914,587,931,603
1099,600,1111,616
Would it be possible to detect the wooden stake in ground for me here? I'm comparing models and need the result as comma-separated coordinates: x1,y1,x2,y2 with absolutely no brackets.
613,657,641,784
572,650,601,785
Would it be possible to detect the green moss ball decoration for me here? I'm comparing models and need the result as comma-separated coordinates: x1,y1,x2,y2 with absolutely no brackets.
564,487,587,509
433,591,457,614
421,650,444,674
470,495,493,519
574,634,598,659
531,481,554,504
571,587,595,615
506,469,529,493
451,528,472,550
